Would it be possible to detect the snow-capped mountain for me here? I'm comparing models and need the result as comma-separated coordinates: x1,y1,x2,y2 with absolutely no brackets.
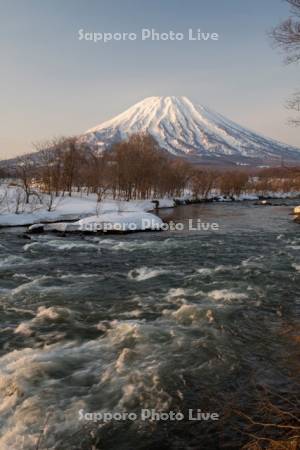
84,96,300,165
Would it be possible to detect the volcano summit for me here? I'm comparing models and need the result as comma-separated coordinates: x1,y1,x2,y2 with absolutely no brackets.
83,96,300,166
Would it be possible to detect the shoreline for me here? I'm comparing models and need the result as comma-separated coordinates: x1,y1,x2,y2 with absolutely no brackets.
0,196,299,235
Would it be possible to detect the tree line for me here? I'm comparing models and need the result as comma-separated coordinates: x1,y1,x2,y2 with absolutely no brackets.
2,133,300,211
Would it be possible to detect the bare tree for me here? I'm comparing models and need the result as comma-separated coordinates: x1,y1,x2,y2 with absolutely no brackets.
15,155,35,204
89,153,111,213
60,137,85,197
218,170,249,197
286,91,300,126
191,169,217,200
33,139,65,211
233,385,300,450
0,165,8,181
14,187,26,214
38,144,63,195
110,134,173,200
271,0,300,124
271,0,300,64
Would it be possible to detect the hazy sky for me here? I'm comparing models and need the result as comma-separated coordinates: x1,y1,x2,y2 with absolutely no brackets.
1,0,300,158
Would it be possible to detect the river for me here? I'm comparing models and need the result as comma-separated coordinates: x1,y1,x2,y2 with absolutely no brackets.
0,201,299,449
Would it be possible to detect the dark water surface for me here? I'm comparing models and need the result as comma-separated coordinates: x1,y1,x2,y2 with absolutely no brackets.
0,201,299,449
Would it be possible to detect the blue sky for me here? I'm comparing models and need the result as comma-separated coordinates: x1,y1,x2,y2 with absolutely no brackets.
0,0,299,157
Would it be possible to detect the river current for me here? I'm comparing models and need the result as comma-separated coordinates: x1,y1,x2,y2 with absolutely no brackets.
0,201,299,449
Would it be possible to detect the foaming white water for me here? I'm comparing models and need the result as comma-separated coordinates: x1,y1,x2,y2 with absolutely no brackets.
197,268,214,275
128,266,169,281
0,319,174,449
14,322,34,337
24,236,180,254
9,273,101,301
164,302,215,326
286,245,300,250
166,287,192,298
10,276,50,296
35,306,74,321
0,255,28,269
12,273,32,280
23,242,39,251
59,273,98,280
208,289,248,302
241,256,264,269
46,240,97,251
196,265,238,276
215,264,239,272
164,288,196,306
0,341,101,450
14,306,75,336
165,304,201,325
94,237,180,252
24,240,97,252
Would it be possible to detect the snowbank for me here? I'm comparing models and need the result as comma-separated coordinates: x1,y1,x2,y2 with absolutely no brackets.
236,194,259,201
29,211,163,233
77,212,163,232
0,187,173,227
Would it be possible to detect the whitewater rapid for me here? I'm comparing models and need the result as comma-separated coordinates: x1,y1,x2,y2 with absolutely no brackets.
0,201,299,449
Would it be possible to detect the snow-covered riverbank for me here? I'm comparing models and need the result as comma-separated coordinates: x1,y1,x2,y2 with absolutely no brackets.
0,184,299,229
29,211,164,233
0,188,173,228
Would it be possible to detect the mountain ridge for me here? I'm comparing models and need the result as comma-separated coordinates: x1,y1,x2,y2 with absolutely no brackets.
82,96,300,166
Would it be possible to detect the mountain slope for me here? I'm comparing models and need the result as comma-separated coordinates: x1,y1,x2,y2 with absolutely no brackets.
84,96,300,165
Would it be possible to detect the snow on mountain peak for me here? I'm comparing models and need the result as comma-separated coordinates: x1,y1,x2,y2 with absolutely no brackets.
83,96,300,165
